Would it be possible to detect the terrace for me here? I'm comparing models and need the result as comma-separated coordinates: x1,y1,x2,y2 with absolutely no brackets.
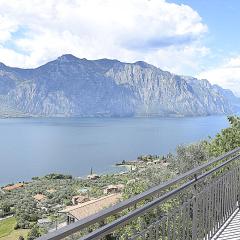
37,147,240,240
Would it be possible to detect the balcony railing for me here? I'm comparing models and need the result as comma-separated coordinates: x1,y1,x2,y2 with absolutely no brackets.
37,147,240,240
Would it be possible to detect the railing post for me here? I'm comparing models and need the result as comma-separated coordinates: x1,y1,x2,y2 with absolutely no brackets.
238,166,240,209
192,174,198,240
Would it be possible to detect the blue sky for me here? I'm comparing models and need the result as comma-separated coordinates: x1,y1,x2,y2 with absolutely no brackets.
0,0,240,95
170,0,240,58
169,0,240,95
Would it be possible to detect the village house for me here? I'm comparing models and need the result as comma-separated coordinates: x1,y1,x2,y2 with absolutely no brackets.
37,218,51,227
71,195,90,205
103,184,124,195
161,161,170,167
60,193,122,224
33,194,47,202
79,187,90,194
87,174,100,180
46,189,56,194
2,183,24,191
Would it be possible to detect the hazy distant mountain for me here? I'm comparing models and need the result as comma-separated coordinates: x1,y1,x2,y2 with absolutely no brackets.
212,84,240,112
0,54,238,117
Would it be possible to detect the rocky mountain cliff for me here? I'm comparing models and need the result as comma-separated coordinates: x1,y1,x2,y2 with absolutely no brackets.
0,54,238,117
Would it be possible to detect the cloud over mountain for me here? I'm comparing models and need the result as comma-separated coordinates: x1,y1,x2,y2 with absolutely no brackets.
0,0,207,74
198,56,240,97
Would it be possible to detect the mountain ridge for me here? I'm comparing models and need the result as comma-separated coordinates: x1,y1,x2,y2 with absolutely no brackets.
0,54,239,117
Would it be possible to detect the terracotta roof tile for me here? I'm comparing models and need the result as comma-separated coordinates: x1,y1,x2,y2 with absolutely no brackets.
33,194,47,201
60,193,122,220
3,183,24,191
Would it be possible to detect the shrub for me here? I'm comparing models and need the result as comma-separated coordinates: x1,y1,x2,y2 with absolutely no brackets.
27,225,41,240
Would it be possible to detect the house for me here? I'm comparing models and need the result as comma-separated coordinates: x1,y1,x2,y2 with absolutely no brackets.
37,218,51,226
71,195,90,205
33,194,47,202
161,161,170,167
2,183,24,191
103,184,124,195
153,160,170,167
60,193,122,224
46,189,56,194
79,187,90,194
87,174,100,180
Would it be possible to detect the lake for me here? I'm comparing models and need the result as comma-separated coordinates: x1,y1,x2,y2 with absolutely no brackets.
0,116,229,185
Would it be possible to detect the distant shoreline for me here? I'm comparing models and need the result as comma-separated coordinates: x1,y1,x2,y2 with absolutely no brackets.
0,113,233,119
0,116,229,187
0,166,128,188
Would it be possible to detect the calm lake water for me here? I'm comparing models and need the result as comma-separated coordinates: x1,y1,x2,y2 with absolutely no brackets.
0,116,229,185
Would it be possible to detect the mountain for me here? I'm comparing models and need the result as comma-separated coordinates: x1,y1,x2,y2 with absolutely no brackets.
0,54,238,117
212,85,240,112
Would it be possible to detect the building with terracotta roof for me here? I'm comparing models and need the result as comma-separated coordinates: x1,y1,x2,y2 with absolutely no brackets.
2,183,24,191
71,195,90,205
87,174,100,180
33,194,47,202
60,193,122,224
46,189,56,194
103,184,124,195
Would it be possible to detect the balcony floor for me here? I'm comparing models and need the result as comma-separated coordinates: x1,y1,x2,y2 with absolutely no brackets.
213,208,240,240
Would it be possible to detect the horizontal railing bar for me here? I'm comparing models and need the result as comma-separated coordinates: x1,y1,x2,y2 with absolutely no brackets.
196,154,240,182
80,153,240,240
37,147,240,240
81,179,195,240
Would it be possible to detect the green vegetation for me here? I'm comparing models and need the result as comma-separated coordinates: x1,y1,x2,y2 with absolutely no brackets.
137,154,159,162
0,173,129,238
0,217,16,238
0,217,29,239
27,225,41,240
0,116,239,239
207,116,240,156
43,173,73,180
0,230,29,240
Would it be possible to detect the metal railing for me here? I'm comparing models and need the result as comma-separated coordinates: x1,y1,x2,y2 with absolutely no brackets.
38,147,240,240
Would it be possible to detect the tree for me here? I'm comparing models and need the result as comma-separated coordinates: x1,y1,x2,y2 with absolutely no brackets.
15,218,30,229
27,225,41,240
1,202,11,215
32,177,39,180
172,141,209,174
208,116,240,156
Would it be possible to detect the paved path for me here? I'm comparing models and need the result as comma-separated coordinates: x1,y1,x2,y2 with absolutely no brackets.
0,215,13,222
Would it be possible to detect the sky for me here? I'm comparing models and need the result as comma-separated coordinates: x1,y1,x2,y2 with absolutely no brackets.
0,0,240,95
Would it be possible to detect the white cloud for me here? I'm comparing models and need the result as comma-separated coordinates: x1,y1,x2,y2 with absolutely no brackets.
198,56,240,96
0,0,208,74
0,15,19,44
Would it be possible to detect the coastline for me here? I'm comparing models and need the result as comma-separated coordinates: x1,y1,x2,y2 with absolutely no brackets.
0,165,129,188
0,116,229,187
